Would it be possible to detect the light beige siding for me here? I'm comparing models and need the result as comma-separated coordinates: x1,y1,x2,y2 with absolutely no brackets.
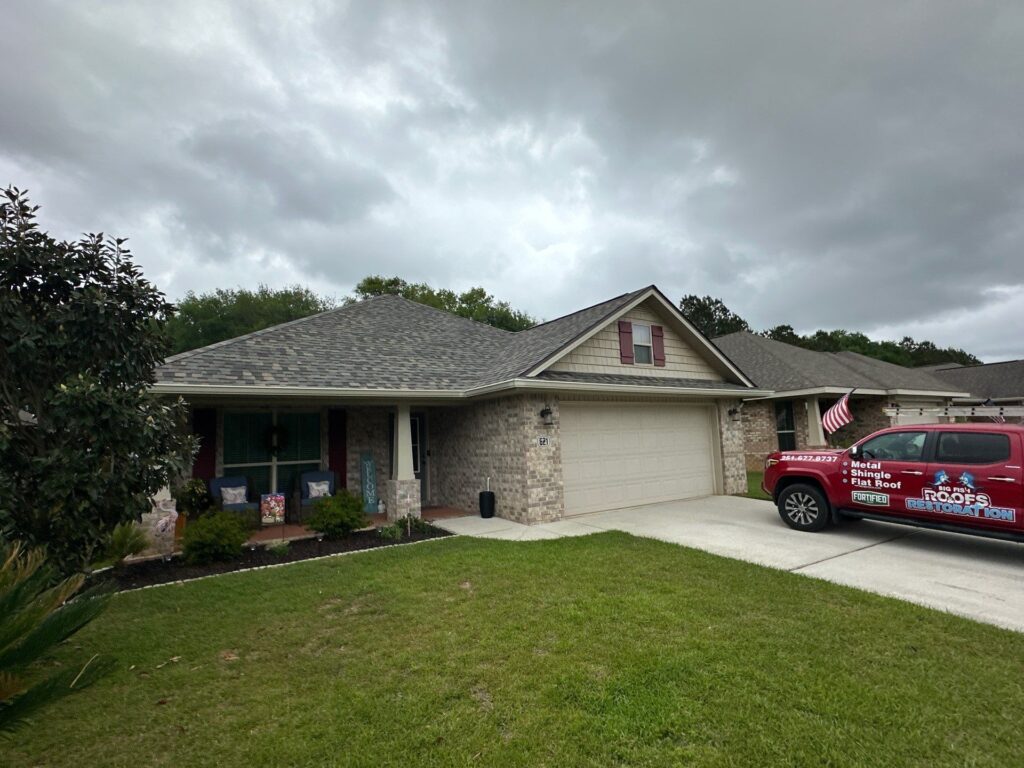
548,303,721,380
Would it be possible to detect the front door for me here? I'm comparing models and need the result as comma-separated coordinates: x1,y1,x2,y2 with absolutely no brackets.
920,430,1023,533
411,412,427,505
843,430,930,515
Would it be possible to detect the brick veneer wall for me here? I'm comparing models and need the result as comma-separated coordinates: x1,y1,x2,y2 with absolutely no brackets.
429,394,564,524
716,400,747,494
385,478,421,520
741,400,778,470
346,407,391,498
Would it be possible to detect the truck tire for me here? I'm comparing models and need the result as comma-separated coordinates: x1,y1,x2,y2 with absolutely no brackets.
777,484,832,532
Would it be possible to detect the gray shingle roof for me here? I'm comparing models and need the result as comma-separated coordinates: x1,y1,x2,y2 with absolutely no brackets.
156,289,651,391
712,331,963,393
931,360,1024,400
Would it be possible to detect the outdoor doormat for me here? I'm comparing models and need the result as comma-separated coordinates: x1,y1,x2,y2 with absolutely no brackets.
100,525,452,591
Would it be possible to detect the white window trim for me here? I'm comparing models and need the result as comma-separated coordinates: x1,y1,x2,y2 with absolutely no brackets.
631,322,654,366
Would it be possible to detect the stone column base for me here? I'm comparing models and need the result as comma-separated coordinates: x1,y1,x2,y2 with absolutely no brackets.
384,479,421,520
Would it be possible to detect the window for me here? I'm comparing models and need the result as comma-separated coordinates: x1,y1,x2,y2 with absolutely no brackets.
858,431,927,462
222,410,321,495
936,432,1010,464
632,323,653,364
775,402,796,451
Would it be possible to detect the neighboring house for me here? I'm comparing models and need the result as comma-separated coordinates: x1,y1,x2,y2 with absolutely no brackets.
931,359,1024,422
711,332,970,470
155,286,765,525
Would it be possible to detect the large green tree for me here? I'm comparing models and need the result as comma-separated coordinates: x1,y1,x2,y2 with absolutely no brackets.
0,187,194,574
353,276,536,331
165,285,335,354
684,293,979,367
679,294,751,338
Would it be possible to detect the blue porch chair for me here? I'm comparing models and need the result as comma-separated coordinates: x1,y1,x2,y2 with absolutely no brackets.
208,475,261,529
295,470,337,523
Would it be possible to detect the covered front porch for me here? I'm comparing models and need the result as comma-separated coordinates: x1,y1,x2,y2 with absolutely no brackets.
186,399,470,528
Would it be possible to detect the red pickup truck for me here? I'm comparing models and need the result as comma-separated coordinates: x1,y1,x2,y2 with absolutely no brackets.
762,423,1024,542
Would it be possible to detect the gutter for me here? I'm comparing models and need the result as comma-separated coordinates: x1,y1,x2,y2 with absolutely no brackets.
743,386,970,402
152,379,770,400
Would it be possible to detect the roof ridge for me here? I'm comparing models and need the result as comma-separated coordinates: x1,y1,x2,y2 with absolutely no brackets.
377,293,512,335
519,287,646,332
163,300,361,363
943,358,1023,370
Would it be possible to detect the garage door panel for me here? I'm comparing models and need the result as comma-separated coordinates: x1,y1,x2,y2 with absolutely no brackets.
560,402,716,517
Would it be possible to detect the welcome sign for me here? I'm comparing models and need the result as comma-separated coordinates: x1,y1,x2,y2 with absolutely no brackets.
360,452,377,514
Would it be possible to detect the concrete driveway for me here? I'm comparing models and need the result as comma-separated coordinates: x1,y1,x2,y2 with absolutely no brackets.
437,496,1024,632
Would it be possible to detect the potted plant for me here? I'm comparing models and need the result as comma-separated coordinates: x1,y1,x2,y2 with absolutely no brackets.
172,479,213,541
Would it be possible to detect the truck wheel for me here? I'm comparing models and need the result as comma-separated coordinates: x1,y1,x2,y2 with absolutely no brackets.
777,484,831,532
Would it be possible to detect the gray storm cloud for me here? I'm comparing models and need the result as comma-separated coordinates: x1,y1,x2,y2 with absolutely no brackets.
1,0,1022,359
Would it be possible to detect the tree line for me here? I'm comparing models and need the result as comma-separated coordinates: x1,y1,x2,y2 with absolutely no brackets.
167,282,980,368
678,295,979,367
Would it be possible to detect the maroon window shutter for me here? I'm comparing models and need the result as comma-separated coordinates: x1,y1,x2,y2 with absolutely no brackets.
191,408,217,480
327,409,347,488
652,325,666,367
618,320,634,364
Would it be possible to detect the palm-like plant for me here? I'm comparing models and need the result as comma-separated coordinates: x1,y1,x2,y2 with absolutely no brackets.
0,540,112,736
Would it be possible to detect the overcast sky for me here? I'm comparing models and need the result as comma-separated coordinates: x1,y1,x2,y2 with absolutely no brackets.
3,2,1023,360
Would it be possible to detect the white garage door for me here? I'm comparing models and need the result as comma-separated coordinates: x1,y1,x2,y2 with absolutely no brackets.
560,402,718,517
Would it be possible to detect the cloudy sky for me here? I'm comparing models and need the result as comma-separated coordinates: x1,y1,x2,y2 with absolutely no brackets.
3,2,1023,360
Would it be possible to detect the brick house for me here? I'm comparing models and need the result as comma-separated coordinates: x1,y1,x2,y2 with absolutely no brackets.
712,332,970,470
156,286,766,525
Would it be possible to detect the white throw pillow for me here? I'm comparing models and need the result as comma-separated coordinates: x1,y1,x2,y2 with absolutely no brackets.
308,480,331,499
220,486,247,505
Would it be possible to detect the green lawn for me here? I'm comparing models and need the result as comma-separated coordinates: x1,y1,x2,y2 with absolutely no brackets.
744,470,772,500
10,534,1024,767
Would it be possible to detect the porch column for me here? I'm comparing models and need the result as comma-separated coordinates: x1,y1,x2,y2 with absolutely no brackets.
392,404,415,481
807,397,827,447
385,404,421,520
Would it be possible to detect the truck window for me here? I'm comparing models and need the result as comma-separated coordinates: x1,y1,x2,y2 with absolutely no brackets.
935,432,1010,464
859,431,927,462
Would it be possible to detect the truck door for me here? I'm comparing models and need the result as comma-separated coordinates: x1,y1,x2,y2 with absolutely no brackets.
921,430,1022,533
844,430,930,515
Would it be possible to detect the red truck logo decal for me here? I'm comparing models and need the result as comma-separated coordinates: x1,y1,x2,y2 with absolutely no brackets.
847,461,902,491
905,474,1016,523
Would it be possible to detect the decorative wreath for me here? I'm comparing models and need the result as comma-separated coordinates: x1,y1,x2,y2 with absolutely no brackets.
264,423,289,457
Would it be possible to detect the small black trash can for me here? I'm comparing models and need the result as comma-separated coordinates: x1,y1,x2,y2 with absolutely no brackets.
479,490,496,519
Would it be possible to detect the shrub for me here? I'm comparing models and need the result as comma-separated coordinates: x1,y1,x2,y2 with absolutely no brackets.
377,524,402,542
173,478,212,518
103,522,150,566
0,540,113,735
306,491,367,539
265,541,290,558
182,512,247,564
402,516,435,534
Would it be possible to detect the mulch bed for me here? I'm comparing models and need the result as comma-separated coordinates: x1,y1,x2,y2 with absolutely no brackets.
101,525,453,591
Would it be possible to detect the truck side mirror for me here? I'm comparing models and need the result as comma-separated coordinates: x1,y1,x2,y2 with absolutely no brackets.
849,445,860,460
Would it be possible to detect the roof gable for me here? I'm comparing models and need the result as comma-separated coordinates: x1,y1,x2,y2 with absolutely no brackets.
524,286,755,386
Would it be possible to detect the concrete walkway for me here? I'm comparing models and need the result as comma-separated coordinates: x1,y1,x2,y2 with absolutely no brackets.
436,496,1024,632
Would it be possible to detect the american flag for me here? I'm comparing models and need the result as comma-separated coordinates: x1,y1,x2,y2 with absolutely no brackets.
984,398,1006,423
822,390,854,434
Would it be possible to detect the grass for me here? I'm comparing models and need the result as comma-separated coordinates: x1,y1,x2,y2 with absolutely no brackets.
9,533,1024,767
743,469,772,500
